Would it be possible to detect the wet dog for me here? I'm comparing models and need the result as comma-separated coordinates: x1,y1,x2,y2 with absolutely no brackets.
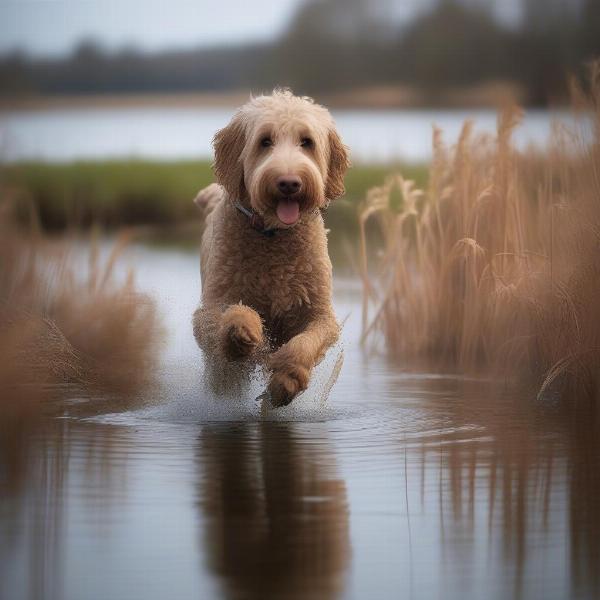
193,90,349,406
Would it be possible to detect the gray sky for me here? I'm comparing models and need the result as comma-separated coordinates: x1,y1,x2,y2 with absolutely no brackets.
0,0,524,58
0,0,302,57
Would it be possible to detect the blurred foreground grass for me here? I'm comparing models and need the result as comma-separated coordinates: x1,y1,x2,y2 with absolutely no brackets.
0,160,427,234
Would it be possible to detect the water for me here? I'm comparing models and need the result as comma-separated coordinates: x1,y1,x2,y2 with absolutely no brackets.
0,106,572,163
1,243,599,600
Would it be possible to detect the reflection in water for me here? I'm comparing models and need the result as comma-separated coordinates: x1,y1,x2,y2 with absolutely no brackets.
196,423,350,600
567,410,600,597
2,375,600,599
0,421,132,600
415,378,600,600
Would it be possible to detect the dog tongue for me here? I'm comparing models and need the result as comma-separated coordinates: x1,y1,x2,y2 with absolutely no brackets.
276,198,300,225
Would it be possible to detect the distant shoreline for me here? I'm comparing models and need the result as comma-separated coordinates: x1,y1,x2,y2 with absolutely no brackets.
0,81,550,112
0,91,250,112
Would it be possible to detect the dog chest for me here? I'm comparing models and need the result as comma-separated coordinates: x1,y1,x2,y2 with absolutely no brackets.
206,206,333,325
226,235,328,318
236,253,315,315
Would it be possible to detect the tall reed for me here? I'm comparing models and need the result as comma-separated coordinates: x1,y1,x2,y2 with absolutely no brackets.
360,64,600,401
0,202,163,419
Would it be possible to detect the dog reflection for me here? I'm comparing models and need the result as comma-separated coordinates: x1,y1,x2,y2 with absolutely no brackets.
197,423,350,600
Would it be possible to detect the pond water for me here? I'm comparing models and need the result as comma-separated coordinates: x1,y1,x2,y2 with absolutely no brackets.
0,106,573,163
1,243,599,600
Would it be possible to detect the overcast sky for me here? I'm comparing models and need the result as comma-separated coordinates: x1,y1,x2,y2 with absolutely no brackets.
0,0,303,57
0,0,524,58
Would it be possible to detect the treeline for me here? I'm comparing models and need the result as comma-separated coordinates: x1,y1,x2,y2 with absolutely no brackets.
1,0,599,105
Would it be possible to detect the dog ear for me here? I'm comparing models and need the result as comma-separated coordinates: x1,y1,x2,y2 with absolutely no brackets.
213,113,246,199
325,128,350,201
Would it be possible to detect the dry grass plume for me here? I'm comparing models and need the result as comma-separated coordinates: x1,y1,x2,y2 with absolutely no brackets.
360,63,600,402
0,202,162,421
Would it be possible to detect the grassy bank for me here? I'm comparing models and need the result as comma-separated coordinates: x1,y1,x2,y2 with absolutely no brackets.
0,160,427,234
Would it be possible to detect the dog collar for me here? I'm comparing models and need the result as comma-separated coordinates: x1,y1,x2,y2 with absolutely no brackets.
234,200,277,237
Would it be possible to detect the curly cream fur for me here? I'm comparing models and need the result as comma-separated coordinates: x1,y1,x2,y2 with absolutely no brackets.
193,90,350,406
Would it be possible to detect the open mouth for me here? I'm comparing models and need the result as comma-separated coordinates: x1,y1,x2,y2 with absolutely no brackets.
276,197,300,225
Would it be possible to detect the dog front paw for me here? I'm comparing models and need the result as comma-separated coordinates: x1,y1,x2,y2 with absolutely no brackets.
226,324,260,360
268,364,310,407
219,304,263,361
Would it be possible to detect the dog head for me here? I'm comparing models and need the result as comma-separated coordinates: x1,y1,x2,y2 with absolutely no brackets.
213,89,350,229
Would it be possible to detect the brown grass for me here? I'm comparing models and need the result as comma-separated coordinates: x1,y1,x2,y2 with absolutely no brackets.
359,63,600,402
0,203,163,421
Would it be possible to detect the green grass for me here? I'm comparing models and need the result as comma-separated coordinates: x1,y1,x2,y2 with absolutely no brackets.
1,159,427,233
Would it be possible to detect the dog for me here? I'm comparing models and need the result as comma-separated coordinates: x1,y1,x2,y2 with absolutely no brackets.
192,89,350,406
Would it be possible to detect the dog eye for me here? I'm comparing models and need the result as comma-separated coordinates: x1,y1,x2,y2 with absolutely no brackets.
300,137,314,149
260,137,273,148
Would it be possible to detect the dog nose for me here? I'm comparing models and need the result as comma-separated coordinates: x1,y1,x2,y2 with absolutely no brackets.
276,176,302,196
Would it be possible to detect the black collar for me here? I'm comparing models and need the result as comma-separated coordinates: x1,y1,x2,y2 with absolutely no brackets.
234,200,277,237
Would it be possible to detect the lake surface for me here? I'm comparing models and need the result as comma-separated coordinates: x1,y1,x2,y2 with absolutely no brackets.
1,242,599,600
0,105,573,163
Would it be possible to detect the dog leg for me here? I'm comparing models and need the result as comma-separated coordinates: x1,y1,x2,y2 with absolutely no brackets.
193,303,264,361
268,312,339,406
